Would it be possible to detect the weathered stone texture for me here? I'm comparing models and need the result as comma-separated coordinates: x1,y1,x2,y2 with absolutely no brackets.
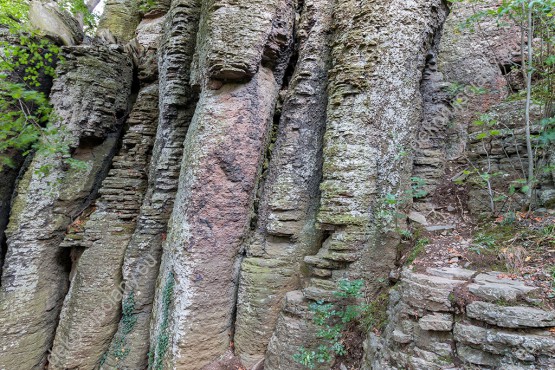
49,84,159,370
468,271,539,302
455,322,555,368
97,0,142,43
466,301,555,328
315,0,447,287
364,267,555,369
29,1,84,46
190,0,284,83
3,1,555,369
233,0,330,366
150,66,280,369
0,45,133,370
265,1,448,368
102,2,201,368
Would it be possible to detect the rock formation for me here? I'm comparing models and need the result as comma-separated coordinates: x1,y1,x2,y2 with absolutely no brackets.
366,268,555,369
0,0,554,369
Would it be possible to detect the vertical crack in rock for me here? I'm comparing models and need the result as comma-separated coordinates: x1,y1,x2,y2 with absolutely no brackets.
412,15,451,209
0,151,25,281
101,1,201,368
148,1,294,367
265,1,449,368
233,0,331,367
0,45,133,370
48,8,170,369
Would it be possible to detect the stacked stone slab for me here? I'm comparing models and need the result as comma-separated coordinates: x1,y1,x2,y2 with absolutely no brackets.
0,45,133,369
365,267,555,369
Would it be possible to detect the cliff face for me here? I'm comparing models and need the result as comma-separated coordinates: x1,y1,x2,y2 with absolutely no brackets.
0,0,554,369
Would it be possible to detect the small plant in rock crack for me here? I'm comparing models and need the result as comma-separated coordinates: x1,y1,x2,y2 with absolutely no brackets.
293,279,366,369
376,177,429,234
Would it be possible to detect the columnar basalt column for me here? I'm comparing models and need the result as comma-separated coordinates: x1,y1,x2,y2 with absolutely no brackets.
265,1,449,368
233,0,332,367
0,45,133,370
49,83,159,370
148,1,295,367
50,4,171,368
149,67,281,369
102,1,201,368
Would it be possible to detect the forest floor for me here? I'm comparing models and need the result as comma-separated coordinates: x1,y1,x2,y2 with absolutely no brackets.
405,189,555,310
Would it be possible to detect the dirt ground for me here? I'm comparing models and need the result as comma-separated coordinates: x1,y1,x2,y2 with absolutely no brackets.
404,175,555,310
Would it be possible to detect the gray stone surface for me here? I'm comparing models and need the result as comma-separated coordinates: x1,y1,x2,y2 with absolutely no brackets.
408,211,429,225
466,301,555,328
425,224,455,232
97,0,141,42
469,272,539,302
400,269,465,312
29,1,84,45
0,45,133,370
234,0,326,366
427,267,476,280
454,322,555,366
418,313,454,331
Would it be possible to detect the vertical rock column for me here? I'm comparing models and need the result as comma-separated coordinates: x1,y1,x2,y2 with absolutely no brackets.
233,0,332,367
0,45,133,370
412,50,451,206
97,0,141,42
49,84,159,369
49,7,168,369
149,0,294,368
265,1,448,368
102,1,201,368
